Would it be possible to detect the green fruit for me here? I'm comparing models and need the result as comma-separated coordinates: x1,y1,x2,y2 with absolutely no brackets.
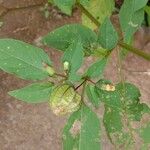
49,84,81,116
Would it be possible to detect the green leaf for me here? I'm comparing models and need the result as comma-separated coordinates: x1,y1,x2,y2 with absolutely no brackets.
0,39,51,80
42,24,97,52
62,39,84,82
103,105,130,146
119,0,148,43
117,82,141,106
97,17,118,50
139,122,150,144
63,105,101,150
117,83,150,121
80,0,90,6
103,105,123,133
143,103,150,114
92,47,110,58
131,0,148,11
145,6,150,16
145,6,150,26
95,79,122,109
127,103,150,121
85,58,107,78
53,0,75,15
119,0,148,57
96,80,140,108
82,0,114,30
96,80,150,147
86,84,100,108
8,82,53,103
96,80,149,122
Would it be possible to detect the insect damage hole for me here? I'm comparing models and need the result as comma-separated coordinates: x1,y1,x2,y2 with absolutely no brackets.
101,84,116,91
69,120,81,138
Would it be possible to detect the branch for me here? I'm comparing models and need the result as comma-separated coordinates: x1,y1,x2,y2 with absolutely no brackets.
77,3,150,61
75,79,87,90
118,41,150,61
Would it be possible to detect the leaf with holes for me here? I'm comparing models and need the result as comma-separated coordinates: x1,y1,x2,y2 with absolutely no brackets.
63,105,101,150
42,24,97,52
103,105,123,133
96,81,149,121
117,82,141,105
97,17,118,50
95,80,150,146
95,80,122,109
103,105,130,146
0,39,52,80
117,83,150,121
127,103,150,121
9,82,54,103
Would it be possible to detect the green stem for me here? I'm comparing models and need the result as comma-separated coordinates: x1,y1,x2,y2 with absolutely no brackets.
77,3,150,61
118,42,150,61
116,47,125,87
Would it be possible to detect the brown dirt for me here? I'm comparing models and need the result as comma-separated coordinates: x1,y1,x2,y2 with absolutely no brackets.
0,0,150,150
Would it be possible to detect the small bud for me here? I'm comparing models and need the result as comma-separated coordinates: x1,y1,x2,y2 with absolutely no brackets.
63,61,69,71
43,63,55,76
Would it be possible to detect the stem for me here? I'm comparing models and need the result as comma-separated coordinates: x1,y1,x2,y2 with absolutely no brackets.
116,47,125,87
81,81,87,98
77,3,150,61
75,79,87,90
86,78,96,85
118,42,150,61
80,80,87,105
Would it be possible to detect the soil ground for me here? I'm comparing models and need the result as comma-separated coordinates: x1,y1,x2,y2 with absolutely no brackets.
0,0,150,150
